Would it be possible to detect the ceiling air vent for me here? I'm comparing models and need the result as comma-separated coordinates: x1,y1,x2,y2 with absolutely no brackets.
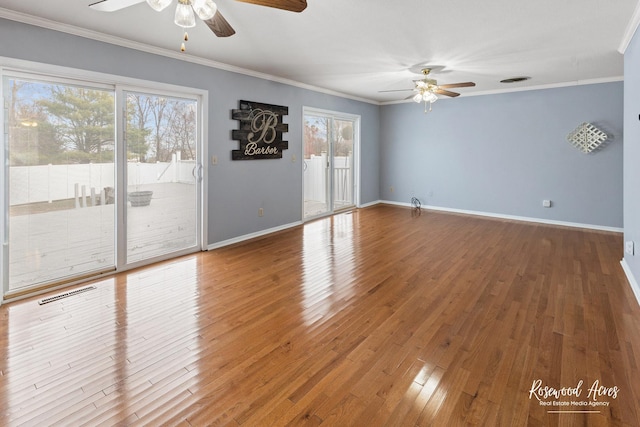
500,76,531,83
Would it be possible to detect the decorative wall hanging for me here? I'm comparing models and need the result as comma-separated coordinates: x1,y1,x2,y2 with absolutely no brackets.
566,122,608,154
231,100,288,160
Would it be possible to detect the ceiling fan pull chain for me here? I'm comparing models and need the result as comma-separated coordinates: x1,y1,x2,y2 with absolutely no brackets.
181,31,189,52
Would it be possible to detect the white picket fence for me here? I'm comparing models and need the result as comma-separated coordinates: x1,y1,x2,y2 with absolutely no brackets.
10,153,196,206
303,154,353,205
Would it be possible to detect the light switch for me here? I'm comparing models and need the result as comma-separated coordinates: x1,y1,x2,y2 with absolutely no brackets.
626,241,635,255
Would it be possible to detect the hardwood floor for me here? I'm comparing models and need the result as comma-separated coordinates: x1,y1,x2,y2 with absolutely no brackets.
1,205,639,426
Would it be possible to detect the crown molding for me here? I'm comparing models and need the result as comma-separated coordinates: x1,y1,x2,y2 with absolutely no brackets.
619,0,640,54
379,76,624,106
0,7,378,105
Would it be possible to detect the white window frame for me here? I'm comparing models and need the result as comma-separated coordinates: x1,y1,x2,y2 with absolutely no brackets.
0,57,208,301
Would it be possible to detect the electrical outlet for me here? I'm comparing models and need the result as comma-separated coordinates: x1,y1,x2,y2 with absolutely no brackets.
625,241,635,255
390,186,394,193
543,200,552,208
258,208,264,217
291,154,296,163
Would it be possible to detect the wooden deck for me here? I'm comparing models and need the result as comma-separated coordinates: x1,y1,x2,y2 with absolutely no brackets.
8,183,197,290
1,205,639,425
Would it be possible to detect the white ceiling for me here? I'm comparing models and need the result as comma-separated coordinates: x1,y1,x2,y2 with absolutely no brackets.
0,0,638,103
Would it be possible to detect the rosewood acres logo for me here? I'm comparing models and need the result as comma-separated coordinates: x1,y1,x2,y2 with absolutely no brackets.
231,100,288,160
528,379,619,412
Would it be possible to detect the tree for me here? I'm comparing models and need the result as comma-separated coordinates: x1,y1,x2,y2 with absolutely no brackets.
39,86,115,162
166,101,196,160
333,120,353,157
149,97,172,162
125,94,196,163
303,117,353,158
7,80,63,166
304,117,328,158
126,94,152,162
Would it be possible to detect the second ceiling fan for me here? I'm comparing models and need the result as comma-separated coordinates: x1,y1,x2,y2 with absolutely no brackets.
90,0,307,50
381,68,476,112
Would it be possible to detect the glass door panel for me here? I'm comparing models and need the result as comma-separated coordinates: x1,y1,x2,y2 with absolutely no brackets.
124,91,199,264
303,112,357,220
332,119,355,211
303,114,330,219
4,77,116,290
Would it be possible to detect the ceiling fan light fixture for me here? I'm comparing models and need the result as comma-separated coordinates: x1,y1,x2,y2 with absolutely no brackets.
175,0,196,28
193,0,217,20
422,92,437,103
413,89,437,103
146,0,172,12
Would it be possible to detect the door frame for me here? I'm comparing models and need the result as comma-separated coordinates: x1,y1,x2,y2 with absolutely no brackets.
301,107,361,222
0,57,208,301
117,85,207,271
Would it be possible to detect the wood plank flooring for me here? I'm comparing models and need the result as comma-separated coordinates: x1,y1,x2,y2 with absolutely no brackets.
1,205,639,426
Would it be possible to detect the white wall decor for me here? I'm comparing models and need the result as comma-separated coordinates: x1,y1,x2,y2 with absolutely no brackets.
567,122,608,153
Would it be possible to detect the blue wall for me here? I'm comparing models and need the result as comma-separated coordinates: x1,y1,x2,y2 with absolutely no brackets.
380,83,624,228
624,28,640,293
0,18,381,245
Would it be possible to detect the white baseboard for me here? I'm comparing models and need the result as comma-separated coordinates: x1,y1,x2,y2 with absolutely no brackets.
379,200,623,233
621,258,640,309
207,201,383,251
207,221,302,250
359,200,382,209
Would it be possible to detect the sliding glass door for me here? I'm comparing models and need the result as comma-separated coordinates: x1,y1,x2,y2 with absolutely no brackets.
4,76,116,290
124,91,200,264
332,118,355,212
303,113,330,218
2,72,204,295
303,109,358,220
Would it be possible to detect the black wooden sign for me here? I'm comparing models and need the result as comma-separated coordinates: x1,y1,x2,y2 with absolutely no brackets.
231,100,288,160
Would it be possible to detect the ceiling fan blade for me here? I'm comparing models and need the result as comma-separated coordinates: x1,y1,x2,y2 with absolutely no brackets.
234,0,307,12
378,89,414,93
438,82,476,89
89,0,145,12
204,11,236,37
435,89,460,97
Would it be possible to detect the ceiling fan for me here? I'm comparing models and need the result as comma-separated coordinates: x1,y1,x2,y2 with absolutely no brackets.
89,0,307,50
381,68,475,112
